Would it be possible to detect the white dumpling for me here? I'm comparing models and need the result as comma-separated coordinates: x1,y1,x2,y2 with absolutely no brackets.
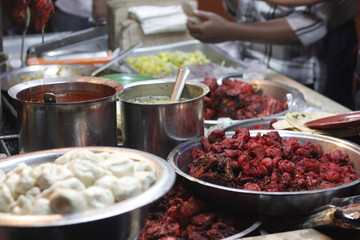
4,173,20,199
112,176,142,202
7,162,28,175
134,161,156,174
83,186,115,209
55,149,103,165
67,159,110,187
134,171,156,191
15,164,38,195
31,198,52,215
94,175,118,190
99,155,134,178
41,177,86,198
95,152,112,160
0,184,16,212
12,195,33,215
25,187,41,202
49,189,87,214
35,163,73,190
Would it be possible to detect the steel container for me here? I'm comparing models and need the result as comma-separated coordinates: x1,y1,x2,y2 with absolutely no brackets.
8,76,123,153
201,78,306,127
0,146,176,240
168,130,360,216
119,79,210,159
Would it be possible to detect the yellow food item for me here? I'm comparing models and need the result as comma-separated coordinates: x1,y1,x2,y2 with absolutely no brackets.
126,50,210,77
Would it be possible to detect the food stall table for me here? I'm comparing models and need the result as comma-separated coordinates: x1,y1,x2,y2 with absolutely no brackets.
265,69,351,113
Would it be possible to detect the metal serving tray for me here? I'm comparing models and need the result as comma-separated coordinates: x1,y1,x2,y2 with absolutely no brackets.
114,40,246,79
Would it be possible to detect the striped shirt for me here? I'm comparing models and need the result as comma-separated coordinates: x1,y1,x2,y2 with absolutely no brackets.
224,0,356,90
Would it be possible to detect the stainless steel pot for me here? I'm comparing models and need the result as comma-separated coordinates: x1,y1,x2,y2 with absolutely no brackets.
0,146,176,240
168,130,360,216
119,79,210,159
8,76,123,153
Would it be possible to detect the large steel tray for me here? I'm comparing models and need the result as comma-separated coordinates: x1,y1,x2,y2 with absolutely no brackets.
114,40,246,80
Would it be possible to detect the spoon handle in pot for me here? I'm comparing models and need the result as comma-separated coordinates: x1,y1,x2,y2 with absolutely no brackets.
171,66,190,101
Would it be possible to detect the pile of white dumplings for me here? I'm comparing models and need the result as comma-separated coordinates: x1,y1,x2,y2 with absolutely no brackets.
0,149,157,215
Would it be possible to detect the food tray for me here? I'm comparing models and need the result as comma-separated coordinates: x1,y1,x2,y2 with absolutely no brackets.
200,78,306,127
168,130,360,216
114,40,246,79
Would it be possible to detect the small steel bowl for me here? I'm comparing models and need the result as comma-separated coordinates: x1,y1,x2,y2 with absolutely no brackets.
0,146,176,240
167,130,360,216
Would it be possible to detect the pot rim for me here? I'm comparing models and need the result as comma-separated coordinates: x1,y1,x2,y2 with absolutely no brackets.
119,79,210,105
7,76,124,104
0,64,99,91
0,146,176,227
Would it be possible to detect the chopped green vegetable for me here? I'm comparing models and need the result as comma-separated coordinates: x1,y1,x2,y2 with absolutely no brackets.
126,50,210,77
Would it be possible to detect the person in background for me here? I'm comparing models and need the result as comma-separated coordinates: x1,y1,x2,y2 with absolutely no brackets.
261,0,325,5
92,0,109,23
264,0,359,109
50,0,92,32
188,0,357,109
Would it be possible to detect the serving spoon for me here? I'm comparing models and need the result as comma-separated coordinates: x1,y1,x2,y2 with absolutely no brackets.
170,66,190,101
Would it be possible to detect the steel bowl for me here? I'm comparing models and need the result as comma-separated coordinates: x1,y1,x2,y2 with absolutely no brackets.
167,130,360,216
202,79,305,127
0,146,176,240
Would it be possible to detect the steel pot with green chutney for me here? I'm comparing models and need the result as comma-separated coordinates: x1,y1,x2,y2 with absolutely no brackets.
119,79,209,159
8,76,123,153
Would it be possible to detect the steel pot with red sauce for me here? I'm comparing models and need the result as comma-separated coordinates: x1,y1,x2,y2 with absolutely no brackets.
8,76,123,153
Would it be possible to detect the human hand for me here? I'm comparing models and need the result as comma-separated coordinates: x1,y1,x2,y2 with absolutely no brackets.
186,10,234,43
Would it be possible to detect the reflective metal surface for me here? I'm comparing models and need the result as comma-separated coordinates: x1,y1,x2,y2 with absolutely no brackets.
0,64,98,91
8,76,123,153
223,116,285,131
119,79,209,159
114,40,246,78
0,146,176,240
168,130,360,216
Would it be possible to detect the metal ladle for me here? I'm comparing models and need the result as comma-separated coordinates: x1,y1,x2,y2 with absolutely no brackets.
43,92,56,103
90,42,142,77
170,66,190,101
